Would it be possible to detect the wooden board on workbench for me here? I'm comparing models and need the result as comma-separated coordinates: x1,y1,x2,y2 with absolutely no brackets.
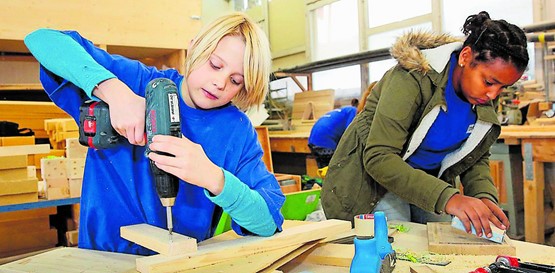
427,222,515,256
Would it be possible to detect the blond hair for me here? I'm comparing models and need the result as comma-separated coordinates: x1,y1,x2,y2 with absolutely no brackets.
185,12,271,111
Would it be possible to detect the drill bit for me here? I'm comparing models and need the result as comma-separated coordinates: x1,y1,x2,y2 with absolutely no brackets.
166,206,173,242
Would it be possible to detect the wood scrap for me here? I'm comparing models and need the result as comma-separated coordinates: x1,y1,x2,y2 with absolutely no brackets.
135,219,351,273
427,222,516,255
120,224,197,256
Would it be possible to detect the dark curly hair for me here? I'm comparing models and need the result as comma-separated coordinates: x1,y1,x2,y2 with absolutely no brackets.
461,11,529,72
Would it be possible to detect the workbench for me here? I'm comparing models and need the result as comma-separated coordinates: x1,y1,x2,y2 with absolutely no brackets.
268,126,555,244
499,125,555,244
1,221,554,273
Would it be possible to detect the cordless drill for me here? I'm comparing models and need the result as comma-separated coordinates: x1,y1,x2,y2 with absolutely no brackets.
144,78,182,239
78,78,181,239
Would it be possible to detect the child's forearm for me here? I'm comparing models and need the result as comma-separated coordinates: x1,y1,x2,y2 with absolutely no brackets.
206,169,278,236
24,28,115,98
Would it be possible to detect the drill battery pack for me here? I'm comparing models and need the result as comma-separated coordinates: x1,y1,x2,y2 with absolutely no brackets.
79,100,120,149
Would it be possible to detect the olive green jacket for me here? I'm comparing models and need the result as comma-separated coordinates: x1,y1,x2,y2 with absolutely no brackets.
321,31,501,222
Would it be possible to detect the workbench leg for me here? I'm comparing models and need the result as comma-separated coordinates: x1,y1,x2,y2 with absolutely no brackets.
523,160,545,244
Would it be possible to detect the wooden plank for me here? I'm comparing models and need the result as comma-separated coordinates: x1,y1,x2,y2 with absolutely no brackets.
0,178,37,195
303,243,352,267
0,247,138,272
427,222,516,256
260,241,320,272
523,160,545,244
0,192,38,206
181,244,301,273
256,126,274,173
120,224,197,256
489,160,506,204
136,219,352,273
0,144,50,157
0,155,28,170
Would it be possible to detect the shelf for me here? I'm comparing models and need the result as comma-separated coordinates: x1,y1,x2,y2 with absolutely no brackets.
0,84,43,91
0,197,80,213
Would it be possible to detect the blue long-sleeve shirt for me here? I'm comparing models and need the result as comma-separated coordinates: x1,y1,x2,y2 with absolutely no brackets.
25,29,284,255
308,106,357,150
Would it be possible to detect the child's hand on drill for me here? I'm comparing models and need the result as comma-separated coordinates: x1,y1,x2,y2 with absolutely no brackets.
147,135,225,195
93,78,146,146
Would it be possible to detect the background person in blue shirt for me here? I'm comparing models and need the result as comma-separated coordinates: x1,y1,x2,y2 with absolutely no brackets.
24,13,285,255
308,82,377,169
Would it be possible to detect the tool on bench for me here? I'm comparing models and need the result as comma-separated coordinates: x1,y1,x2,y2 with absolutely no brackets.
78,78,182,241
470,255,555,273
350,211,396,273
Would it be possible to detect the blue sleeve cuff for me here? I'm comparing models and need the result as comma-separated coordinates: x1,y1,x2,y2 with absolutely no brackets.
204,169,278,236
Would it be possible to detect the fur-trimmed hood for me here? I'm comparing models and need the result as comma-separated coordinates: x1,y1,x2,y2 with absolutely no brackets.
390,31,464,74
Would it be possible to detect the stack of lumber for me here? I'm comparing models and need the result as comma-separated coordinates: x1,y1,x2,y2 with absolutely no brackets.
0,101,70,139
44,118,79,149
0,207,58,259
40,151,85,200
0,136,50,205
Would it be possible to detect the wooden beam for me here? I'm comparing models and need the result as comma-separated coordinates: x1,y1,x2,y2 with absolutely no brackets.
0,144,50,157
120,224,197,256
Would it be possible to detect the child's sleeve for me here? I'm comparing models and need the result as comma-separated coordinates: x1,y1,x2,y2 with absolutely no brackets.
24,28,115,99
205,169,278,236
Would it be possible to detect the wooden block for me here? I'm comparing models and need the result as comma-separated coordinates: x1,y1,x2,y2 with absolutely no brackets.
135,219,351,272
66,230,79,247
427,222,516,256
40,157,67,179
120,224,198,256
29,149,66,168
69,178,83,197
66,158,85,179
72,204,80,228
66,138,88,158
45,177,68,188
44,118,79,132
0,144,50,157
0,136,35,146
0,155,28,170
0,178,38,195
0,192,38,205
27,165,37,178
46,187,70,200
0,167,29,181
